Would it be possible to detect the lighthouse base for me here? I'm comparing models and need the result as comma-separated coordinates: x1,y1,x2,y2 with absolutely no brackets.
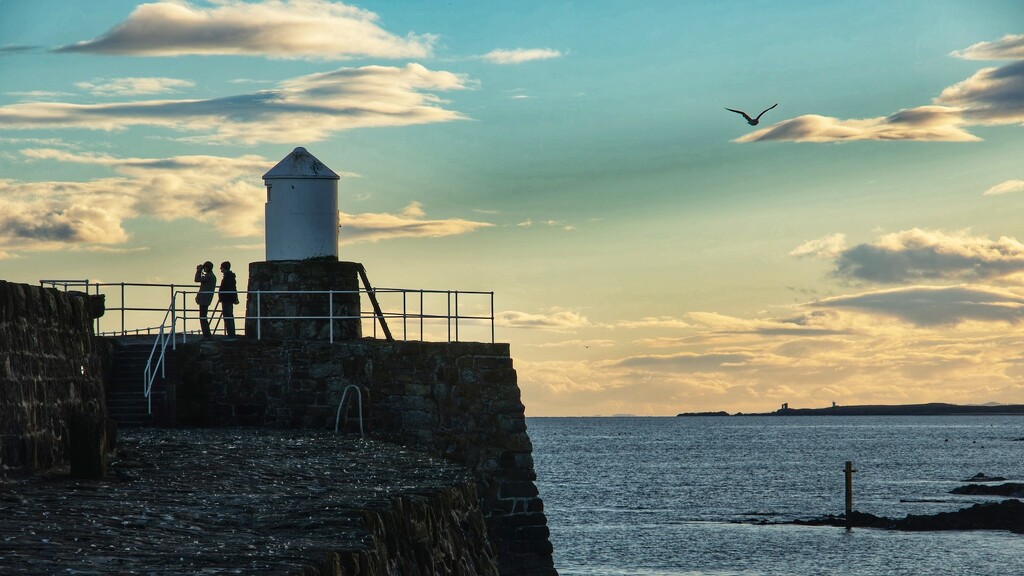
245,258,362,341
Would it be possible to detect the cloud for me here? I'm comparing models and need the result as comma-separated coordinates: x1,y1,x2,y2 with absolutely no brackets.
55,0,434,60
495,308,592,331
0,149,269,254
736,108,979,143
76,77,196,96
515,295,1024,414
984,180,1024,196
616,316,692,329
790,233,847,259
542,219,575,231
831,228,1024,283
0,45,36,54
936,61,1024,126
535,339,616,349
5,91,74,99
811,285,1024,326
339,201,493,244
686,311,849,337
0,63,473,144
952,34,1024,60
738,33,1024,143
611,352,756,372
479,48,562,65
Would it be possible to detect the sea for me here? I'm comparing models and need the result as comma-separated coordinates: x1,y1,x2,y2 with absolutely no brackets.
528,416,1024,576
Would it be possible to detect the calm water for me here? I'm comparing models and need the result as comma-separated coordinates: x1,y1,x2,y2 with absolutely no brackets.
529,416,1024,576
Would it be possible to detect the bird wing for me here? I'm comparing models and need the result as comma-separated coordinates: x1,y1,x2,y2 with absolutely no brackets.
725,108,753,122
754,103,778,120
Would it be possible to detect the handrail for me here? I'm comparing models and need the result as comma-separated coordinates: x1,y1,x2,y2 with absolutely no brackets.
334,384,364,438
142,299,178,414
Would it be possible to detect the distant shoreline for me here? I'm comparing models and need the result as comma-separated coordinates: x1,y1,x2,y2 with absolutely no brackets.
677,403,1024,417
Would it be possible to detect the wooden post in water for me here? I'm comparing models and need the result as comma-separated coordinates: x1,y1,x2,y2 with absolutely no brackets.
845,460,856,531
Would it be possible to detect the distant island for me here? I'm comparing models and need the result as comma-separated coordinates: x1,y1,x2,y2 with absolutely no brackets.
677,403,1024,417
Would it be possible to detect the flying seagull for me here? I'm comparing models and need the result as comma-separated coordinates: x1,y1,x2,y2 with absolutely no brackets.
725,103,778,126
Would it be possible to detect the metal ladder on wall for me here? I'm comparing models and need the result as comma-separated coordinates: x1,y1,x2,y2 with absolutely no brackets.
334,385,365,438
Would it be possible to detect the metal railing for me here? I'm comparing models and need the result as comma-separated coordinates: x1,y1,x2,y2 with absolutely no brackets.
39,281,495,343
39,280,205,336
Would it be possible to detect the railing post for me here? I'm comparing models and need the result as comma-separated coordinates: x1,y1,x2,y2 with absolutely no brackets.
171,295,178,351
120,282,126,336
447,291,452,342
420,290,424,341
256,290,262,340
490,291,495,344
403,290,407,341
455,291,459,342
92,280,100,334
329,289,334,343
181,290,186,342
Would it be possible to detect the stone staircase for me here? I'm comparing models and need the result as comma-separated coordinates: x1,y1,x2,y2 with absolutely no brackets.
106,339,158,427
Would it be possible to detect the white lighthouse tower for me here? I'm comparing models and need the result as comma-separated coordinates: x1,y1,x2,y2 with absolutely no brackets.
262,147,339,261
246,147,362,340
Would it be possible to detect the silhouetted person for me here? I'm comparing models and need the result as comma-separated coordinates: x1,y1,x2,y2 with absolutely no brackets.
194,261,216,339
219,261,239,338
725,103,778,126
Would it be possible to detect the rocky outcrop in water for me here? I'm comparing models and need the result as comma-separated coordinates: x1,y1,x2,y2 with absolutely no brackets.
794,500,1024,533
950,482,1024,497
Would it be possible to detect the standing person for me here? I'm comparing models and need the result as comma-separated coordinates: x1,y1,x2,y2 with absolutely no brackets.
194,261,216,339
219,261,239,338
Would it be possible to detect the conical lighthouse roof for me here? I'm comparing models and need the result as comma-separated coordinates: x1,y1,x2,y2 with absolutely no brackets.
262,147,340,180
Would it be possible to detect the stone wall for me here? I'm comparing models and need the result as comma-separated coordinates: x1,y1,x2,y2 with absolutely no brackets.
0,281,106,474
173,338,557,576
316,484,501,576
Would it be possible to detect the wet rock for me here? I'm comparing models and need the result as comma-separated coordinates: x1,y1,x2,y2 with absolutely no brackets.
951,482,1024,497
964,472,1007,482
793,500,1024,533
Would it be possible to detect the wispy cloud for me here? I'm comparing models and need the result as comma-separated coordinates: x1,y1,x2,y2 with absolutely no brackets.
736,108,978,143
811,285,1024,326
75,77,196,96
0,45,36,54
616,316,693,329
479,48,562,65
55,0,434,60
984,180,1024,196
611,352,756,372
828,228,1024,283
536,339,616,349
5,91,74,99
738,33,1024,143
790,233,847,258
542,219,575,231
951,33,1024,60
496,308,592,331
0,149,269,254
0,64,473,144
339,201,493,244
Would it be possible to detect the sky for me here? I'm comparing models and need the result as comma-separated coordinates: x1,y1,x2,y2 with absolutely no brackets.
2,0,1024,416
